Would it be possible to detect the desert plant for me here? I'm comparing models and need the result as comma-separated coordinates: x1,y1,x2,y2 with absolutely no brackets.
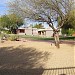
8,34,19,41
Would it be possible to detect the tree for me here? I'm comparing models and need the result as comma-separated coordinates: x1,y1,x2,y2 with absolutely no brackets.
9,0,75,48
0,14,23,34
0,15,10,28
33,23,44,29
61,10,75,35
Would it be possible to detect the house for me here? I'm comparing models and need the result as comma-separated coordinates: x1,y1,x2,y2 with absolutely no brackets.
17,25,62,37
38,28,53,37
17,27,38,35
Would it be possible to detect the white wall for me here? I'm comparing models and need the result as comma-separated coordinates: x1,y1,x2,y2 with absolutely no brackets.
46,30,53,37
18,28,54,37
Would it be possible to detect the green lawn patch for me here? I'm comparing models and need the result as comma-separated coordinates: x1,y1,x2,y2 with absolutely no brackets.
18,35,75,41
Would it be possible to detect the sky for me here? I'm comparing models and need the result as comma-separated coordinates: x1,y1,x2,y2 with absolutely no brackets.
0,0,50,28
0,0,56,28
0,0,11,16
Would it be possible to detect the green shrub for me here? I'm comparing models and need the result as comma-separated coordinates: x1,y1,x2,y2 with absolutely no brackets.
0,33,7,40
60,36,75,40
8,34,19,41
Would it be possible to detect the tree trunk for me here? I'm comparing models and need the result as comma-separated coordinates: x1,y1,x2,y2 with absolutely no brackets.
53,31,60,48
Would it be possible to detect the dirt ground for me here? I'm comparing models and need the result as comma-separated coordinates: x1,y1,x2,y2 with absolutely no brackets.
0,40,75,69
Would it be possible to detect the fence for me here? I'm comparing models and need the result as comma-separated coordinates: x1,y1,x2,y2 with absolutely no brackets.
42,67,75,75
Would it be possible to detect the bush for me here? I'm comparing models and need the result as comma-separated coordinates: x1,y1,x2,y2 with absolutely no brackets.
61,28,75,36
0,33,8,40
8,34,19,41
60,36,75,40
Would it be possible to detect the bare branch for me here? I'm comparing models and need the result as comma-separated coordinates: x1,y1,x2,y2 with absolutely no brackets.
8,0,75,30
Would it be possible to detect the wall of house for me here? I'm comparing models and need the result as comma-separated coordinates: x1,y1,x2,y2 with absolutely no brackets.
46,30,53,37
25,28,38,35
33,29,38,35
25,28,32,35
17,28,56,37
17,28,38,36
17,29,25,35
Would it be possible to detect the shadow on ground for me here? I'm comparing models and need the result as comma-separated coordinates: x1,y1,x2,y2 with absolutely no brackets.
0,45,51,75
0,69,44,75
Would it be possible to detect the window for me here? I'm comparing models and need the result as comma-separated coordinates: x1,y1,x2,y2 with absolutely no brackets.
20,29,25,33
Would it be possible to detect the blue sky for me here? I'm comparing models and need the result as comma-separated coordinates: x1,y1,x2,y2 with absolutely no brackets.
0,0,11,16
0,0,56,28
